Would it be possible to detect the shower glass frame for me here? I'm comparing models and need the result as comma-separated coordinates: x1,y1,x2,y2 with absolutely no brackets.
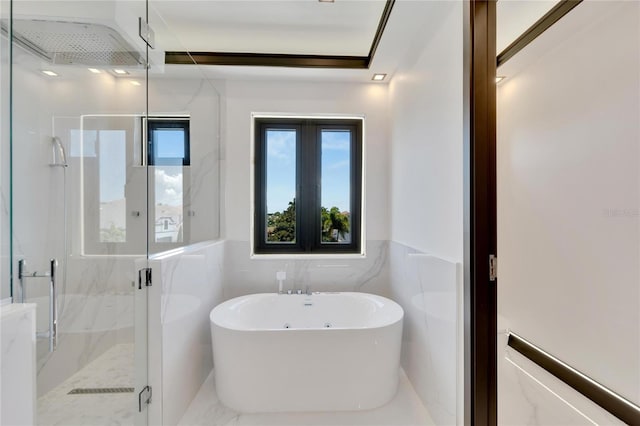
7,1,153,424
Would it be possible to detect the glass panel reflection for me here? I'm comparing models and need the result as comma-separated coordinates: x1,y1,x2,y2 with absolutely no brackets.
154,166,183,243
98,130,127,242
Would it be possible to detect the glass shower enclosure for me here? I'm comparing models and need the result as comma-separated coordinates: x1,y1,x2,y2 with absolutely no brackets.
2,0,200,423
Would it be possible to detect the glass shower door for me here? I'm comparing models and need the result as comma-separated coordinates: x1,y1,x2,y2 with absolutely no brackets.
9,1,151,424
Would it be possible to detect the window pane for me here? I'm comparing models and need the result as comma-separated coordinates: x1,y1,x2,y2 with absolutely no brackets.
99,130,127,242
154,129,185,159
154,166,183,243
321,130,351,244
265,129,296,243
149,120,189,166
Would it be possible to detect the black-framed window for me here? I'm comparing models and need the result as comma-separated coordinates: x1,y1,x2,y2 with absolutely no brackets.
148,118,190,166
254,118,362,254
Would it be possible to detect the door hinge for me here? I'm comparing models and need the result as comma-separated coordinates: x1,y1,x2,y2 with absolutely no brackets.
138,385,152,412
138,268,152,289
489,254,497,282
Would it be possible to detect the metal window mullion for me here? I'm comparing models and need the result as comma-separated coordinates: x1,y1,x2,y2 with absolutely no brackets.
299,121,316,252
352,122,362,253
255,122,268,251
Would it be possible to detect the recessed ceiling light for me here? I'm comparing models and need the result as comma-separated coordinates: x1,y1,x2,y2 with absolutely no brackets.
496,76,506,83
130,80,141,86
318,0,335,2
372,73,387,81
41,70,58,77
113,69,129,75
88,68,102,74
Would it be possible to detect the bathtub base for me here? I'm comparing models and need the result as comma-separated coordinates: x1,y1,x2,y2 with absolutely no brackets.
212,325,402,413
210,293,404,413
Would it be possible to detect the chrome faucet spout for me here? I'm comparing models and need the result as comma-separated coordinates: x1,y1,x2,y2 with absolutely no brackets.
276,271,286,294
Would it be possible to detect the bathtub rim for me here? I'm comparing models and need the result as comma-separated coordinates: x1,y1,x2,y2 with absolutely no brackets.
210,291,404,332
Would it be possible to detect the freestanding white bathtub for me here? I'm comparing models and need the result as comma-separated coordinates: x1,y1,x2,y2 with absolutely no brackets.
210,292,404,413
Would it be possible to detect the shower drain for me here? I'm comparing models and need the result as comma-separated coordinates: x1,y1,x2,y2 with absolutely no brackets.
68,387,134,395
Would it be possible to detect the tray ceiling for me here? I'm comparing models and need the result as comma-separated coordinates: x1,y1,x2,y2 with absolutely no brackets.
151,0,389,56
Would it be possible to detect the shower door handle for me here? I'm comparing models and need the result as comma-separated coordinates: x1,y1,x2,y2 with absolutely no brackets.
49,259,58,352
18,259,26,303
17,258,58,352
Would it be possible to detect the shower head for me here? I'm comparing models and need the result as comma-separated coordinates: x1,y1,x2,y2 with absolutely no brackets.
51,137,68,168
10,19,144,67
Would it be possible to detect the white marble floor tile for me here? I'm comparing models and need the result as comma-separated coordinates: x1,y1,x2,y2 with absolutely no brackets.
178,368,435,426
37,343,136,426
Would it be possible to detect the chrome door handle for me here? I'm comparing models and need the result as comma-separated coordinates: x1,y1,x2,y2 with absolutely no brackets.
17,258,58,352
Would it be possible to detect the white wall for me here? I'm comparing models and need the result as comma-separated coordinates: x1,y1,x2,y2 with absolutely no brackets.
223,79,389,242
387,2,464,425
497,0,640,419
220,80,392,298
388,3,463,261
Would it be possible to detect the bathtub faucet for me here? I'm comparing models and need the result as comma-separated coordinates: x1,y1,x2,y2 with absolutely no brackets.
279,286,311,295
293,286,311,295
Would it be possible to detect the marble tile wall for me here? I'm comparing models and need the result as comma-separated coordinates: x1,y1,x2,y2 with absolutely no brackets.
147,77,222,251
149,240,225,426
222,240,390,299
388,241,462,426
1,303,36,426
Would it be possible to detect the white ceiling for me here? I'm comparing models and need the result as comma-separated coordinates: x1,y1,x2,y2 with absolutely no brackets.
179,0,446,84
496,0,560,54
151,0,387,56
150,0,559,83
11,0,570,85
11,0,401,84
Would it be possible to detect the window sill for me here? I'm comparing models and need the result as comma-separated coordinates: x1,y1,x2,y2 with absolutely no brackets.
250,252,366,260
